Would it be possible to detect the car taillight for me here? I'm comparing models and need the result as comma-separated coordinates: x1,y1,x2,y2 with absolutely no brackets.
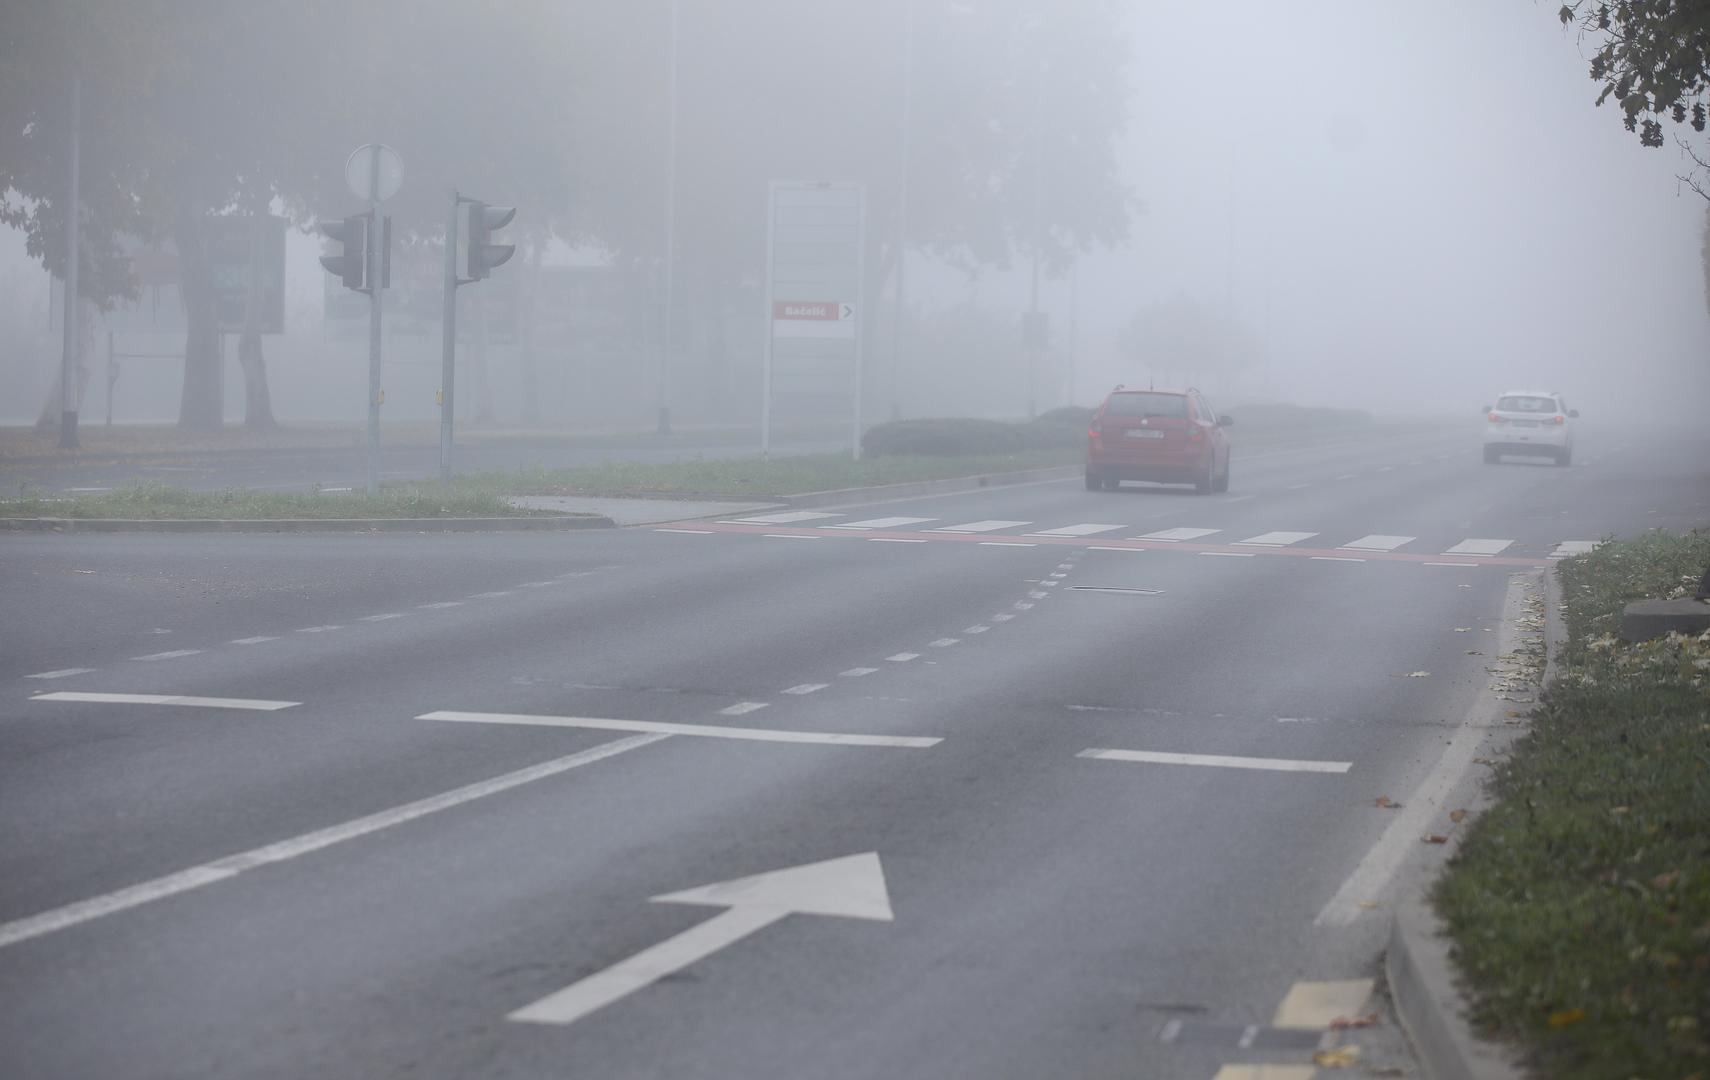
1553,414,1565,425
1488,412,1503,423
1087,423,1101,440
1187,425,1204,441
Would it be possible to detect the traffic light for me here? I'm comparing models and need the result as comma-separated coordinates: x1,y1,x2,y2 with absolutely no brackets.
319,214,369,291
460,200,515,282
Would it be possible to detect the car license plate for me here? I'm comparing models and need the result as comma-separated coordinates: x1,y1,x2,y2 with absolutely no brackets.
1512,420,1539,427
1125,429,1165,439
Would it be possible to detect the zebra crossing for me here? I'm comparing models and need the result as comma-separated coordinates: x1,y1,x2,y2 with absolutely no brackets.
699,512,1598,562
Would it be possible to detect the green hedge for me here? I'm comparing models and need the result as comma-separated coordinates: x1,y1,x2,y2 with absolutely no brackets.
861,416,1086,457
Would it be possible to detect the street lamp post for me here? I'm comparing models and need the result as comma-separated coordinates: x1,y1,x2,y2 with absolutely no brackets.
890,0,915,422
657,0,680,436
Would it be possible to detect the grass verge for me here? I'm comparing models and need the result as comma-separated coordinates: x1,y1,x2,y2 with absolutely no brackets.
1435,529,1710,1078
457,448,1081,498
0,483,551,519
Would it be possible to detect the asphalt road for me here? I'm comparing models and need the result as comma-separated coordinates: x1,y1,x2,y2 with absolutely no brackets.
2,422,1706,1079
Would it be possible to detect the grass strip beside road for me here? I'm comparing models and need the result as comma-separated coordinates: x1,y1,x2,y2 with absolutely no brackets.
1436,529,1710,1079
457,449,1082,498
0,483,552,519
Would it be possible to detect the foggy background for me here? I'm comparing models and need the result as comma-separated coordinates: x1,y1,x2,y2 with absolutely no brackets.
3,0,1706,431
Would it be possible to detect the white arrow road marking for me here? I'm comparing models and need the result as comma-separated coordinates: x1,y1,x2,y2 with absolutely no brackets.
0,733,668,950
418,710,941,748
508,853,892,1027
30,692,299,711
1077,748,1351,774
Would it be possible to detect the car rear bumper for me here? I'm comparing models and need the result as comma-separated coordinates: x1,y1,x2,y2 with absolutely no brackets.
1087,448,1211,484
1483,428,1568,451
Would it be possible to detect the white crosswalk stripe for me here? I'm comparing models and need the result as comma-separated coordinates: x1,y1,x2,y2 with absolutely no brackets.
1549,540,1599,559
1339,534,1415,552
723,511,842,524
1236,531,1318,547
1442,538,1513,556
1133,527,1221,542
1027,523,1126,537
929,520,1032,533
828,517,936,530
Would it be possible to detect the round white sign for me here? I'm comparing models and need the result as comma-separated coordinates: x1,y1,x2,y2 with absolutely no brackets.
345,143,403,203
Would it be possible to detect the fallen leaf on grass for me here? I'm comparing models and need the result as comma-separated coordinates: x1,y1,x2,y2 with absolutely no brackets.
1405,671,1430,678
1423,834,1449,844
1357,900,1381,910
1453,627,1471,633
1547,1007,1586,1028
1449,809,1468,823
1312,1046,1360,1067
1328,1013,1381,1029
1374,795,1400,809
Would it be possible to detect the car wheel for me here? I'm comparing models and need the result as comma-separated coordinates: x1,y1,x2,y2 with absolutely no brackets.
1212,459,1230,493
1104,476,1121,491
1194,456,1215,494
1556,448,1572,467
1084,470,1101,491
1483,446,1499,464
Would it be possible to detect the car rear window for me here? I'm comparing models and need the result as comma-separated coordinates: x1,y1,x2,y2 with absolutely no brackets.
1496,395,1558,414
1104,392,1188,418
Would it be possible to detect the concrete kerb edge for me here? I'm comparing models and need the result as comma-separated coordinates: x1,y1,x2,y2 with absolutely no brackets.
0,515,614,534
1385,568,1554,1080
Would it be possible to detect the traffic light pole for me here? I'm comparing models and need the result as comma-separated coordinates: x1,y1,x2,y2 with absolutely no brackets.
438,191,459,489
365,147,385,495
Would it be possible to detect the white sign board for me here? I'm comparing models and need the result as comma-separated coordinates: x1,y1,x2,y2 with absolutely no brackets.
345,143,403,203
763,182,866,457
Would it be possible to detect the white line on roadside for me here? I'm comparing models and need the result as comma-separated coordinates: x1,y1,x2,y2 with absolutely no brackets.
782,684,828,695
0,733,667,950
418,601,463,610
1198,552,1253,558
963,626,989,634
886,653,919,662
654,528,713,534
30,692,298,711
840,668,878,678
1335,474,1358,480
519,581,561,588
990,613,1014,622
1423,562,1479,568
1014,601,1035,609
867,537,926,543
230,636,279,645
1287,483,1313,490
295,625,343,633
419,710,942,748
979,541,1035,547
24,669,95,680
469,591,513,599
928,638,959,648
829,516,935,530
131,650,202,661
719,702,769,716
1310,556,1366,563
764,534,820,540
1087,546,1142,553
358,614,406,622
1077,748,1351,774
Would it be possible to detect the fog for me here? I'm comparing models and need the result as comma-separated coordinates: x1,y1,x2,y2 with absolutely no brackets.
3,0,1706,431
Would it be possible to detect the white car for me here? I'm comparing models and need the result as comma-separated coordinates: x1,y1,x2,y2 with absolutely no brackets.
1483,390,1578,465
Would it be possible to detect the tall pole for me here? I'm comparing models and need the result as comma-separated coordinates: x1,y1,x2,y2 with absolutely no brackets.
439,191,459,488
657,0,679,436
58,72,81,449
365,145,383,495
1026,54,1043,420
889,0,914,422
1068,257,1078,405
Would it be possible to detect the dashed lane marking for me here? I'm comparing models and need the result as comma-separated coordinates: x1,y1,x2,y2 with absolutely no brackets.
358,614,406,622
1087,546,1144,553
296,625,343,633
782,684,828,695
1310,556,1366,563
1442,538,1513,556
131,650,202,661
1077,748,1351,774
1209,1066,1316,1080
1199,551,1253,558
0,733,667,950
886,653,920,662
23,669,95,680
840,668,878,678
1335,474,1358,480
719,702,769,716
1236,531,1318,547
1027,523,1126,537
867,537,926,543
979,541,1035,547
990,613,1015,622
418,710,943,748
30,692,298,711
928,638,960,648
230,636,279,645
1340,534,1414,552
723,511,842,524
418,601,463,610
829,516,936,530
1135,527,1221,542
469,591,513,599
654,528,713,534
963,625,990,634
1424,561,1479,568
928,520,1032,533
764,533,821,540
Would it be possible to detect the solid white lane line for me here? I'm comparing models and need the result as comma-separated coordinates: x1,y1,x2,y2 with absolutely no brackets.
979,541,1036,547
295,625,343,633
654,528,713,534
0,733,667,950
829,516,935,530
782,684,828,695
928,638,959,648
929,520,1031,533
358,613,406,622
1549,540,1599,559
840,668,878,678
230,636,280,645
131,650,202,661
1198,551,1253,558
30,692,298,711
867,537,926,544
724,511,841,524
418,601,463,610
419,711,942,748
1028,523,1125,537
1236,531,1318,546
24,668,96,680
719,702,769,716
886,653,919,662
764,533,821,540
1340,534,1414,552
1272,978,1375,1029
1135,527,1220,542
1442,538,1513,556
1078,748,1351,774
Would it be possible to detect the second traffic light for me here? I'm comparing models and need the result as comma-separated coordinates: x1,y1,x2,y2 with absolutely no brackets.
460,200,515,282
319,213,391,293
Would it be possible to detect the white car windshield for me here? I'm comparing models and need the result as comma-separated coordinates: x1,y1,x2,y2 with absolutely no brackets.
1496,395,1559,414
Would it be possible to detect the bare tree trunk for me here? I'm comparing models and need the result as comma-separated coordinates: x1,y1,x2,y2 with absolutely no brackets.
174,194,222,430
238,208,277,429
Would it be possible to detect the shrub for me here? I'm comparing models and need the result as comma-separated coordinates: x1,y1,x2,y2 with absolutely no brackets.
861,417,1084,456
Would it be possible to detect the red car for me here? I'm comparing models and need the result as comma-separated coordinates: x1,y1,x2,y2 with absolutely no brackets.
1084,387,1233,493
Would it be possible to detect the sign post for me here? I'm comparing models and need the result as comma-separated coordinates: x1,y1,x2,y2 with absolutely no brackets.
344,143,402,495
762,182,866,459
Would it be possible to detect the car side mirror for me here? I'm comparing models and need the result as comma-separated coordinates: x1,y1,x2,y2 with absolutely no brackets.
1568,409,1580,418
1216,415,1234,427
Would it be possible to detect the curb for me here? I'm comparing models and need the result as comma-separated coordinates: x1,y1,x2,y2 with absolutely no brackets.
0,515,614,534
773,465,1082,509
